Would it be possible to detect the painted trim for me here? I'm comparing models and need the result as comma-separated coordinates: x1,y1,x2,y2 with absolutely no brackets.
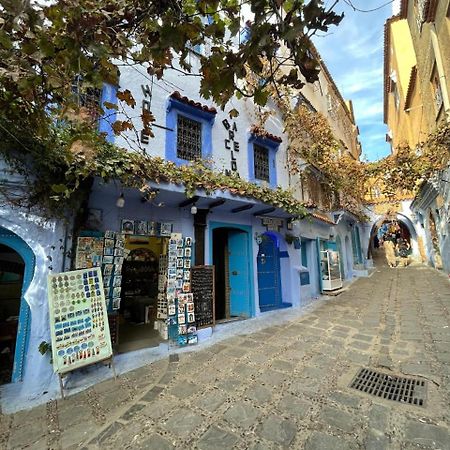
0,227,35,382
98,83,118,143
165,97,215,166
248,134,279,188
208,221,255,318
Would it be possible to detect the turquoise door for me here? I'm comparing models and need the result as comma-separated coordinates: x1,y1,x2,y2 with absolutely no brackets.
0,227,35,382
257,234,282,311
228,230,251,317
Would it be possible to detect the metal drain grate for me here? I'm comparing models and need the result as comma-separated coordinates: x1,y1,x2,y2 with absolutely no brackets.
350,368,427,406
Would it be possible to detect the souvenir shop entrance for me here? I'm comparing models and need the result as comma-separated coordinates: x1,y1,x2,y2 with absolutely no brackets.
0,244,24,383
211,224,253,321
118,236,168,353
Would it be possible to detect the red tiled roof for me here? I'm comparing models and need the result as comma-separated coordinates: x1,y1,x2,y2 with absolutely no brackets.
404,66,417,111
250,125,282,143
311,212,335,226
170,91,217,114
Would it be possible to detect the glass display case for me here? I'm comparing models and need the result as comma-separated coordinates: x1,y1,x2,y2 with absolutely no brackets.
320,250,342,291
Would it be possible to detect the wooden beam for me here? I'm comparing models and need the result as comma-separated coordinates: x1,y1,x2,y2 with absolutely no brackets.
178,196,199,208
208,199,226,209
253,207,276,216
231,204,254,213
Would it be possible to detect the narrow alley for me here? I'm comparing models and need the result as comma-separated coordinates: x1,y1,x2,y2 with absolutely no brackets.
2,260,449,449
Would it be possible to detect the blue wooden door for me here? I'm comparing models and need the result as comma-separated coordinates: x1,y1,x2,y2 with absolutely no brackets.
257,234,282,311
228,230,250,317
0,227,35,382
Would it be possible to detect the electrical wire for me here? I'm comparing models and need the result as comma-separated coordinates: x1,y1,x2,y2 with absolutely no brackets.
342,0,395,13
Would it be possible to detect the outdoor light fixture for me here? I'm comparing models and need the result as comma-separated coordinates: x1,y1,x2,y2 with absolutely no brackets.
116,193,125,208
259,253,266,265
190,205,198,215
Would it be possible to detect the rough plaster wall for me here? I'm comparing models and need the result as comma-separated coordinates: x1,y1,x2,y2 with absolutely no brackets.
0,206,66,401
114,56,290,189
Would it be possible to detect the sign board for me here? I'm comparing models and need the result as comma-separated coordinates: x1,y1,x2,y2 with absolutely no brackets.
48,268,113,374
191,265,215,328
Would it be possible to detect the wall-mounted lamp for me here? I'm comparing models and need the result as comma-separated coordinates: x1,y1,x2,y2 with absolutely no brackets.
259,253,266,265
116,193,125,208
190,205,198,215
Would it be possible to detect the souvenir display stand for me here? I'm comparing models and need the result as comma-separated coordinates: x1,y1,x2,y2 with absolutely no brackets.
320,250,343,291
47,268,115,399
156,233,198,346
191,265,215,329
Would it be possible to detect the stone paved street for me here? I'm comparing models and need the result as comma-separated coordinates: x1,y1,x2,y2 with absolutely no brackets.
2,261,450,449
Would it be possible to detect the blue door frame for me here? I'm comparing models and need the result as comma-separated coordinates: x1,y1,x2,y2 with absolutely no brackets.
209,222,255,318
0,227,35,382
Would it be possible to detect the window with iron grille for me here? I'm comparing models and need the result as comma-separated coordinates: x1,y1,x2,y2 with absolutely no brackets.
177,114,202,161
254,144,270,182
71,77,102,121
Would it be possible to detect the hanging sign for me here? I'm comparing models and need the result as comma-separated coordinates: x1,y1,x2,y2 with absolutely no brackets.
260,217,284,231
48,268,113,374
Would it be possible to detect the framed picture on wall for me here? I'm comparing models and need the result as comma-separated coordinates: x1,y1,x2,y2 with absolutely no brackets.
121,219,135,235
135,220,148,236
160,223,173,237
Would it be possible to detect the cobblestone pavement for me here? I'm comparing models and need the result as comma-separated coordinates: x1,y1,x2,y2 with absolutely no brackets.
2,261,450,449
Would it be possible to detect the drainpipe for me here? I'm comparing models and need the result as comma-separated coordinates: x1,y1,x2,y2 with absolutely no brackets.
430,25,450,122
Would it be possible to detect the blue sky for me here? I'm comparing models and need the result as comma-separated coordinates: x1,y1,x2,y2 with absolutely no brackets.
314,1,395,161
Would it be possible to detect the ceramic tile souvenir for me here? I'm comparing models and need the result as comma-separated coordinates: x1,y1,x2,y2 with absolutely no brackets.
178,313,186,324
168,268,177,278
114,257,124,265
176,239,183,247
178,303,186,313
176,259,184,268
104,230,116,239
182,282,190,292
184,259,191,269
103,247,114,256
177,269,184,278
113,287,121,297
113,276,122,287
103,264,113,276
184,237,192,247
115,238,124,249
176,248,184,258
103,256,114,264
187,312,195,323
176,279,183,289
168,305,176,315
186,293,194,302
186,302,195,313
187,325,197,333
183,271,190,281
188,335,198,344
184,248,192,258
178,325,187,335
113,248,124,257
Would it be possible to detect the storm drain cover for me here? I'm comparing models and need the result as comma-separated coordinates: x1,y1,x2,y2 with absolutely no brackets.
350,368,427,407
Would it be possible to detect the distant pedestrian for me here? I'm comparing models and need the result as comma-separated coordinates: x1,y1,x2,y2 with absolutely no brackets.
384,239,396,268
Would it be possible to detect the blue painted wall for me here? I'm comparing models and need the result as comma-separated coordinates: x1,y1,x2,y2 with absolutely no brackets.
98,83,118,143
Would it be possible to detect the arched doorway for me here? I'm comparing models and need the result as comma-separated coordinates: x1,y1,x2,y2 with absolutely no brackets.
211,224,253,320
0,227,34,384
257,232,283,312
367,213,418,262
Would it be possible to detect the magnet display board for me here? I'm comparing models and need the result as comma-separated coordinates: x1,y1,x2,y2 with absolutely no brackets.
48,268,113,374
191,265,215,328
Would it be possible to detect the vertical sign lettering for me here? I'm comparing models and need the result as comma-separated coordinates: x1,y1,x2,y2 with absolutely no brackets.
140,85,151,144
222,119,240,176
